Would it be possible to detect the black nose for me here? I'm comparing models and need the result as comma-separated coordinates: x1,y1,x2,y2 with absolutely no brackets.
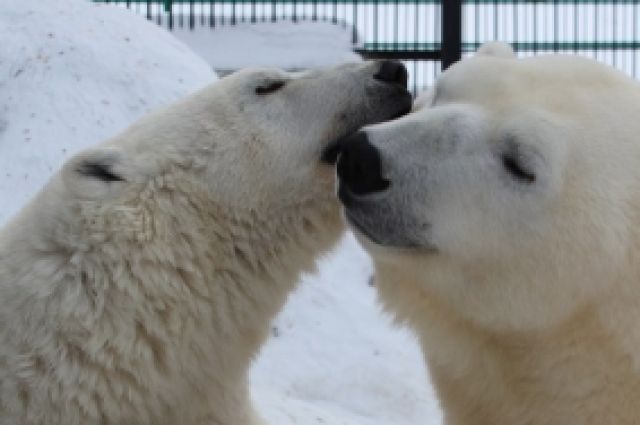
374,61,408,88
337,131,389,196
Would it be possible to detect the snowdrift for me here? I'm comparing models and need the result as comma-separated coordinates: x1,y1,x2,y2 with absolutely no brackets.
0,0,216,223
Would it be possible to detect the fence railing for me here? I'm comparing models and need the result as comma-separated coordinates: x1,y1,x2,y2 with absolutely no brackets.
95,1,640,93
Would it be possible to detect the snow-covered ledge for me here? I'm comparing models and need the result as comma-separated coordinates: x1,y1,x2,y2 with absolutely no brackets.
171,21,361,74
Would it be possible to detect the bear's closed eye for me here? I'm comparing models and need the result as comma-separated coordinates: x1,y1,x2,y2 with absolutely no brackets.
255,81,285,95
76,161,124,182
501,153,536,184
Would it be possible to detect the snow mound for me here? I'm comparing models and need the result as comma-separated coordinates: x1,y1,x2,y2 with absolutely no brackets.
0,0,216,224
172,21,360,71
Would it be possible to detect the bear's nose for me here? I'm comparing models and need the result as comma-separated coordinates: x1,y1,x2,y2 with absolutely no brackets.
374,61,408,87
337,131,389,196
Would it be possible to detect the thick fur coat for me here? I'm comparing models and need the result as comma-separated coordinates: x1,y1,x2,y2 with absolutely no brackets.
0,62,411,425
339,44,640,424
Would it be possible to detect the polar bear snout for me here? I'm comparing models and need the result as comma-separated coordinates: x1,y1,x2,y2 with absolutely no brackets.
369,61,412,118
321,61,412,165
336,131,388,197
374,60,409,87
335,130,429,248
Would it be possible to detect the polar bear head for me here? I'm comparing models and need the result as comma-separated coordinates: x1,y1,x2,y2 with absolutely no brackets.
6,61,412,314
337,50,640,330
54,62,411,213
10,61,413,256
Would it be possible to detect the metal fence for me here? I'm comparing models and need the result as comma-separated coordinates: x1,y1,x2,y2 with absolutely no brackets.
95,0,640,94
464,2,640,77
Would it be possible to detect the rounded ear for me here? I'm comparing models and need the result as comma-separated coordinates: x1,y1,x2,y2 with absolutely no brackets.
62,147,128,199
476,42,515,59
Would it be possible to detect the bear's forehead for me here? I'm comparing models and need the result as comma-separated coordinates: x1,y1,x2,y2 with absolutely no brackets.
434,55,625,111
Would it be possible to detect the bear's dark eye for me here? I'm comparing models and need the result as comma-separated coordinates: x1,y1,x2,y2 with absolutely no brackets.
76,161,123,182
502,152,536,184
255,81,285,95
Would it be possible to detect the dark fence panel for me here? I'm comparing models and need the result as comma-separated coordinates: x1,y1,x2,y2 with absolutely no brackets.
464,2,640,79
96,1,640,94
98,0,444,93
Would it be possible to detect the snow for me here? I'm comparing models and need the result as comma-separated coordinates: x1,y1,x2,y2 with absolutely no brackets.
251,234,442,425
0,1,441,424
172,22,360,71
0,0,217,224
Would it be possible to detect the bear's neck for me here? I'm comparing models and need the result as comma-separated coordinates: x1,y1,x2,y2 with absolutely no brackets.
0,170,343,423
374,266,640,425
428,305,640,425
117,173,344,376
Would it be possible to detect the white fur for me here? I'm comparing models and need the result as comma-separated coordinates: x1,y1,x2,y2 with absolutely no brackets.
348,47,640,424
0,62,408,425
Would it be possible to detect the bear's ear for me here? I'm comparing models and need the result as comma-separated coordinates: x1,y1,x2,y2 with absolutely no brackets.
476,41,515,59
62,147,128,199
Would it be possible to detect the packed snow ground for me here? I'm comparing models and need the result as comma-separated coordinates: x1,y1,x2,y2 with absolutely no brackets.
0,1,441,423
251,233,442,425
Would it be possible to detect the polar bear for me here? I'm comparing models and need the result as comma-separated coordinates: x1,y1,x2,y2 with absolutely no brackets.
336,46,640,424
0,61,412,425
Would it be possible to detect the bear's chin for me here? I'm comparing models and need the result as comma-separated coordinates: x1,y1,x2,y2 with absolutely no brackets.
347,220,436,255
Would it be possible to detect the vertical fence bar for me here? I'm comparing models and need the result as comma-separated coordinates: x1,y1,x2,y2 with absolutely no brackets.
594,0,599,60
413,0,419,94
332,0,337,23
231,0,236,24
513,0,518,54
373,0,378,47
403,0,408,51
189,0,194,28
611,2,615,64
434,2,440,79
442,0,462,69
352,0,358,43
394,0,399,49
474,0,479,53
635,2,638,77
493,1,498,41
573,0,578,53
554,0,559,52
533,1,538,53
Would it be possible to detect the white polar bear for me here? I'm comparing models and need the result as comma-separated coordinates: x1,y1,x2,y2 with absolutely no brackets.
0,61,412,425
336,45,640,424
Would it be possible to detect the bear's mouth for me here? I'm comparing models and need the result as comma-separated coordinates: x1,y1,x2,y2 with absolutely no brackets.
321,96,412,165
320,139,344,165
